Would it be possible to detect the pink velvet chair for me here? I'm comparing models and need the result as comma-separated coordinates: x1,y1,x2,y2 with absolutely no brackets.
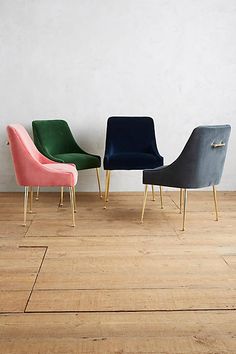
7,124,78,226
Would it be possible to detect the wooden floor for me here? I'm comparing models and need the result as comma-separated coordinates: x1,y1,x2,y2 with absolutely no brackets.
0,190,236,354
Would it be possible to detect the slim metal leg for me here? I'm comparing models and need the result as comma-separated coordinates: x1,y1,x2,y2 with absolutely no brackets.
96,168,102,199
179,188,183,214
107,170,111,202
160,186,163,209
29,186,33,213
213,185,219,221
141,185,148,223
69,187,75,227
182,189,187,231
59,187,64,207
104,170,111,208
104,171,108,209
151,185,155,201
23,187,29,226
36,186,40,201
73,186,77,213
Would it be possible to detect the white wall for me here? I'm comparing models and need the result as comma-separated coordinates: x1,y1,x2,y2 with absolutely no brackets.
0,0,235,191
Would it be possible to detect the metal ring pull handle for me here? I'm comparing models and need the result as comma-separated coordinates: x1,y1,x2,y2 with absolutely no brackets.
211,142,225,148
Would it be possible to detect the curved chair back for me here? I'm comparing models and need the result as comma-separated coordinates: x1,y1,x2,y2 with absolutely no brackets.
32,119,80,156
173,125,231,188
7,124,44,186
104,117,159,155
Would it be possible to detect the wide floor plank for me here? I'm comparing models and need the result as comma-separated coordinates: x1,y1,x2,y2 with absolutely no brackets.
27,288,236,312
1,311,236,353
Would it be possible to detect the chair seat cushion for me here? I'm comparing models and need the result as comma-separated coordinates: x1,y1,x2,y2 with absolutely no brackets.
54,153,101,170
104,152,163,170
44,163,78,186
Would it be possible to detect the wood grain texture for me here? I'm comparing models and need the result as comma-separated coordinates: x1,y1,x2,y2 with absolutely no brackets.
0,191,236,353
27,288,236,312
0,247,45,290
0,311,236,353
0,291,30,313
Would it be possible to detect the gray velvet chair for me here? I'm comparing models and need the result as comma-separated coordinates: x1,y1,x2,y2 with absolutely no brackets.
141,125,231,230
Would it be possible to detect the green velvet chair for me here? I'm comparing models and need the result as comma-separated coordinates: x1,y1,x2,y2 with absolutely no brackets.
32,120,102,203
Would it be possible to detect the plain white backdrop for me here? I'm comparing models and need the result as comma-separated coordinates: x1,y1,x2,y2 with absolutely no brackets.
0,0,235,191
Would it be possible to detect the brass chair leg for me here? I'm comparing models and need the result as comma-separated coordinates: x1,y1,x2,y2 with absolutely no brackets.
104,170,111,208
104,171,108,209
107,170,111,202
182,189,187,231
160,186,163,209
36,186,40,201
213,185,219,221
29,186,33,213
179,188,183,214
69,187,75,227
59,187,64,207
151,185,155,201
73,186,77,213
96,168,102,199
141,185,148,223
23,186,29,226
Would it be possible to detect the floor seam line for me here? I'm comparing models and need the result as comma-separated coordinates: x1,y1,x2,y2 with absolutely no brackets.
23,246,48,313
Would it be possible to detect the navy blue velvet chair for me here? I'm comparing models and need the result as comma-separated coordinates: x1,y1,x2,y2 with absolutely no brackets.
103,117,164,207
141,125,231,231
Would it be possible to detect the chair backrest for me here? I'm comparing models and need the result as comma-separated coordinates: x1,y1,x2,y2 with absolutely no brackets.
104,117,159,154
32,119,79,156
7,124,42,186
173,125,231,188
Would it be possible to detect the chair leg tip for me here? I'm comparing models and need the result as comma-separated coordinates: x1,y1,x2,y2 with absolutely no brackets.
35,197,39,201
103,206,107,209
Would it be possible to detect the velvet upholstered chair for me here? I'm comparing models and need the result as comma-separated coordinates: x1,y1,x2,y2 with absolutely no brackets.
141,125,231,231
103,117,164,208
7,124,78,226
32,119,102,204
